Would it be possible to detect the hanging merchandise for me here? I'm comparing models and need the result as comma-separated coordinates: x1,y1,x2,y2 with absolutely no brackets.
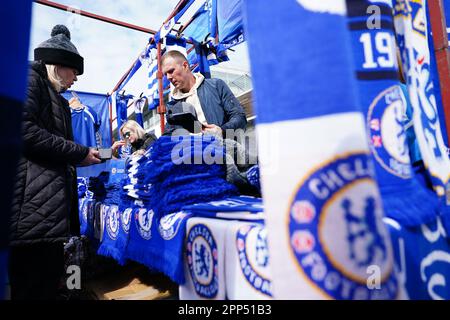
132,95,148,128
392,0,450,232
424,4,449,149
244,0,398,299
142,44,160,110
346,0,439,226
164,34,188,57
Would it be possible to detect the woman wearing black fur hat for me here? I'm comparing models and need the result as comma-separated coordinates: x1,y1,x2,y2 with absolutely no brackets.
8,25,101,300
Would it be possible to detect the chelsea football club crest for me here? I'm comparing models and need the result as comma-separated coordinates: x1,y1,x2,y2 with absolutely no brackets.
288,153,398,299
236,225,272,297
186,224,219,298
368,85,412,178
121,208,132,233
106,205,120,240
159,211,187,240
135,208,154,240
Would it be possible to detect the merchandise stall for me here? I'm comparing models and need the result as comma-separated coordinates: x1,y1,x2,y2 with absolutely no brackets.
63,0,450,300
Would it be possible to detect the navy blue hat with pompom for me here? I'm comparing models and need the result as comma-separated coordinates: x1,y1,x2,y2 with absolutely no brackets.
34,25,84,75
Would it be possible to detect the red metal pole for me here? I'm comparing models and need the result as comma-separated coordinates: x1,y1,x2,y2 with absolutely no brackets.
34,0,157,34
428,0,450,144
108,96,114,143
157,42,166,134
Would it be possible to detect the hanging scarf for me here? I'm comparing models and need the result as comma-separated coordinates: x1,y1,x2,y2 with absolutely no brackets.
346,0,439,226
243,0,397,299
393,0,450,233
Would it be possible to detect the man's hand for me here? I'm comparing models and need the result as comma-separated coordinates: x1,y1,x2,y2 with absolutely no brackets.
202,124,223,138
79,148,102,166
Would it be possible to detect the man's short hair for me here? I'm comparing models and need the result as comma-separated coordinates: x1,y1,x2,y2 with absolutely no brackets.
161,50,189,66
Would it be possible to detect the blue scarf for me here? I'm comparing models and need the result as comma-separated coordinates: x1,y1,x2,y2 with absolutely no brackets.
182,196,264,221
0,249,7,300
346,0,439,226
124,208,193,284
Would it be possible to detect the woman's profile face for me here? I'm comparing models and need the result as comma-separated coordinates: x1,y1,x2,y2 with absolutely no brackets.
122,126,137,143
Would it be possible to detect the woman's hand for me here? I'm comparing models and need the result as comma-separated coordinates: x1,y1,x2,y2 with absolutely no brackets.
111,140,126,153
132,149,145,157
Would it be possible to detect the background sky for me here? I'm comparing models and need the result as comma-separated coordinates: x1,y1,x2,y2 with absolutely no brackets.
29,0,250,96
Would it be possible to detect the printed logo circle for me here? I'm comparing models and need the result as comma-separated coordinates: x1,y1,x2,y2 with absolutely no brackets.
121,208,132,233
236,225,272,297
288,153,398,300
159,211,187,240
186,224,219,298
135,208,154,240
368,85,411,178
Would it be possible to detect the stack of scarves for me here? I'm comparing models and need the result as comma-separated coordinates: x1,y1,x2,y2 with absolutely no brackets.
142,135,239,216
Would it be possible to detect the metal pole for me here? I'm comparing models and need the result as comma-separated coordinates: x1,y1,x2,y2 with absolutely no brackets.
34,0,157,34
428,0,450,144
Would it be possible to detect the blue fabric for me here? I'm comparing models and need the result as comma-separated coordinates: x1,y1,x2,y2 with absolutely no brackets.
425,4,449,149
244,0,360,124
78,198,95,238
125,209,193,284
117,59,142,94
191,39,211,78
164,78,247,134
446,3,450,49
400,84,422,164
245,165,261,193
217,0,244,51
97,205,129,265
346,0,438,227
0,249,8,300
394,0,450,235
183,2,213,43
0,0,32,257
386,217,450,300
182,195,264,221
144,135,238,216
115,93,134,141
0,0,32,101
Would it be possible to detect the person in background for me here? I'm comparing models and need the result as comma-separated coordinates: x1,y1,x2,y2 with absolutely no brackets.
112,120,157,157
9,25,101,300
161,50,247,137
